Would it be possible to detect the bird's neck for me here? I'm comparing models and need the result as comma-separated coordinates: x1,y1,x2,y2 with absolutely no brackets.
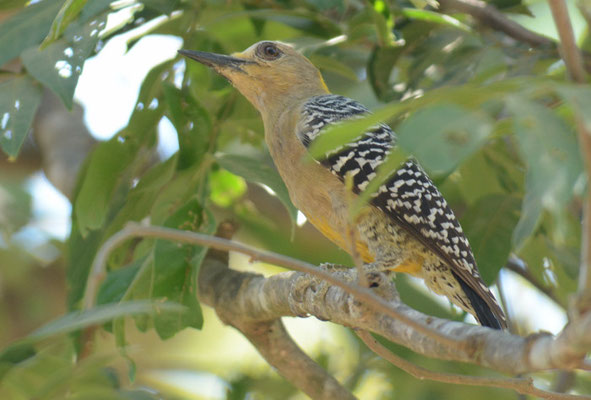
257,86,328,126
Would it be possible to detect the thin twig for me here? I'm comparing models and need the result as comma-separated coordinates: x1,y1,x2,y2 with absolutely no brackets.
84,222,464,349
345,174,369,288
437,0,553,47
504,257,566,309
357,330,590,400
548,0,587,83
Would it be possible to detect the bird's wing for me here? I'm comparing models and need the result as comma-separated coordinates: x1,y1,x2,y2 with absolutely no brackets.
297,94,506,329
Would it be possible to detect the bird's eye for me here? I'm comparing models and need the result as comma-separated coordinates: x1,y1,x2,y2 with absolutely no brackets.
258,43,282,60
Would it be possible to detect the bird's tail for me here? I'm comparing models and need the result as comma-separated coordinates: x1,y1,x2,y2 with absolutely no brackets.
452,271,505,330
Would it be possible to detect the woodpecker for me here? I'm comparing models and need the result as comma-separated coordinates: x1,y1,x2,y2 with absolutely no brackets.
179,41,507,329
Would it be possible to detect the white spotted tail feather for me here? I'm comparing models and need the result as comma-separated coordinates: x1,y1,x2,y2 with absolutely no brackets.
298,94,507,330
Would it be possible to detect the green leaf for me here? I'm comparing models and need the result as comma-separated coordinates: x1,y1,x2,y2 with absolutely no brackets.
228,9,341,38
97,258,144,305
152,198,208,339
0,0,28,10
401,8,471,32
0,182,32,238
163,83,211,169
508,97,583,248
126,60,175,137
306,0,345,12
397,104,493,175
555,84,591,130
308,54,358,81
29,301,186,340
80,0,115,22
41,0,88,48
104,155,178,238
462,194,522,284
142,0,180,15
370,5,393,47
0,76,42,158
0,0,62,67
368,46,403,102
0,342,36,381
21,13,106,109
149,164,202,225
74,135,138,236
209,168,247,207
67,220,104,309
216,153,298,224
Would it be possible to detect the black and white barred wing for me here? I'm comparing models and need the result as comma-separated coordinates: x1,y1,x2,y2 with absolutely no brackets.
297,94,506,327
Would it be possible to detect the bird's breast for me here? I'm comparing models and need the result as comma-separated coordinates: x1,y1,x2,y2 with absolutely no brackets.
264,109,372,261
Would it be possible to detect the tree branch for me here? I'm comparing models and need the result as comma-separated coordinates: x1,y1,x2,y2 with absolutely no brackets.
437,0,554,47
357,330,585,400
505,257,567,309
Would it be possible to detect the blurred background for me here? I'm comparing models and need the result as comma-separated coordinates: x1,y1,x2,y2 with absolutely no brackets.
1,0,590,398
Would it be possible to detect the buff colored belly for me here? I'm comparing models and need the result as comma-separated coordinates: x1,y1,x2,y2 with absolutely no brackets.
307,212,424,277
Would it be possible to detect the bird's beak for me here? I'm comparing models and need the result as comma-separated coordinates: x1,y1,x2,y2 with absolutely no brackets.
178,49,254,73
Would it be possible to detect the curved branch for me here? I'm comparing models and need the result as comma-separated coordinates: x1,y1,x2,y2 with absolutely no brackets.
437,0,554,47
356,330,585,400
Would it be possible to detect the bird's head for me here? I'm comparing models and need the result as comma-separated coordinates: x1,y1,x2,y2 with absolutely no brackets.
179,41,329,113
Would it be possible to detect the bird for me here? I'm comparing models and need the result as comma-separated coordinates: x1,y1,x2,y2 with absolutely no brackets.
179,41,508,330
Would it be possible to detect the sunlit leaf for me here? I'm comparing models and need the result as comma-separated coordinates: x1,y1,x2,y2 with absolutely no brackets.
401,8,471,32
209,168,247,207
163,83,211,169
0,76,42,158
127,60,174,137
41,0,88,48
22,13,106,108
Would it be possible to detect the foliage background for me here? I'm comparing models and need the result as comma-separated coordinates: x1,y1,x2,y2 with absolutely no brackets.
1,0,590,398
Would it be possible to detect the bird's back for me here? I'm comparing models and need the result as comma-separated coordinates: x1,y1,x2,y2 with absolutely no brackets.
293,94,507,329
